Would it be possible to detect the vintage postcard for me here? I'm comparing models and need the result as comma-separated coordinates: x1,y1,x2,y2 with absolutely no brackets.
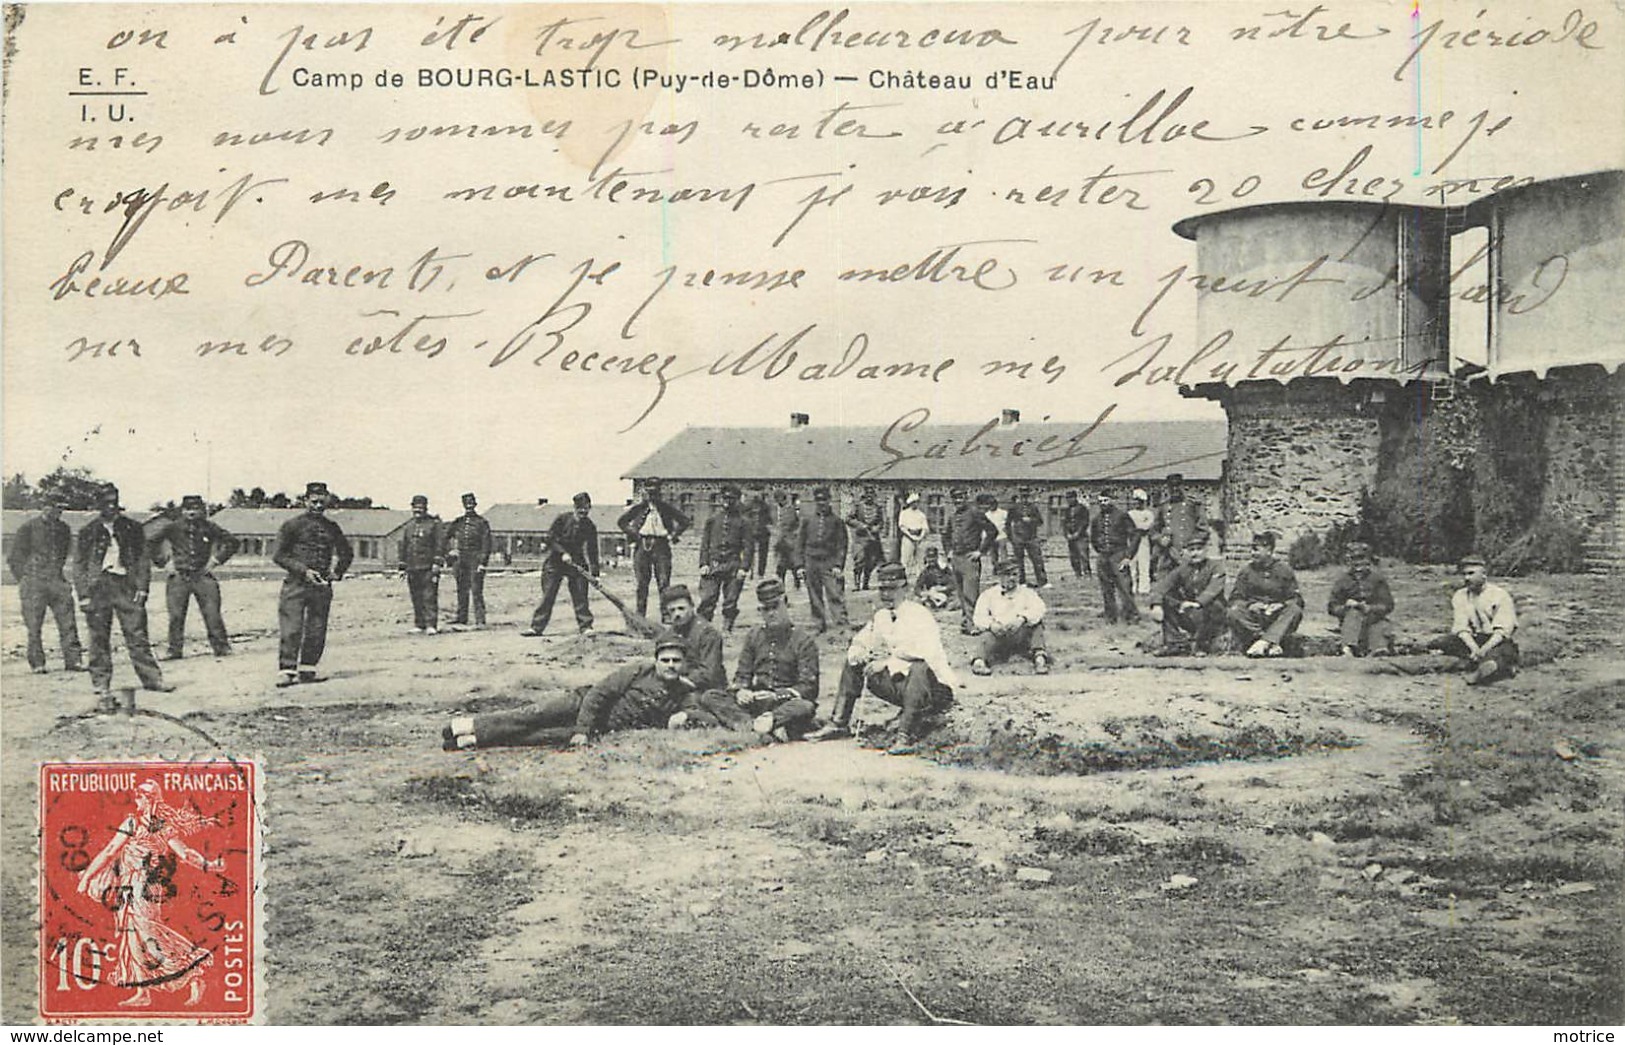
2,0,1621,1027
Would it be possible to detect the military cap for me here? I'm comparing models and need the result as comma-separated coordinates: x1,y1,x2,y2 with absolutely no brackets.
1185,532,1210,549
861,487,876,499
876,562,909,587
659,584,694,607
411,494,429,506
1459,553,1487,568
461,492,478,506
756,578,787,605
572,492,591,508
975,493,996,507
1252,531,1278,550
1166,473,1185,484
653,637,688,657
813,487,832,502
1097,491,1113,502
181,494,206,509
97,485,121,507
950,488,968,501
1345,541,1373,563
305,481,330,497
995,559,1020,577
644,477,663,490
720,483,742,498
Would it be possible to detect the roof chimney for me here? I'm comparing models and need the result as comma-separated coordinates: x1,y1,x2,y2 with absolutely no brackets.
790,412,810,428
536,497,549,506
1001,408,1021,426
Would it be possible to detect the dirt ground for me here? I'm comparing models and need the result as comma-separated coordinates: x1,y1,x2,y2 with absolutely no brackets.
2,561,1620,1025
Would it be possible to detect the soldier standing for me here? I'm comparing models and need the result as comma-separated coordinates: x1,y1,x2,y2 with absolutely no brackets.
795,487,848,632
398,495,446,634
1090,492,1141,624
772,491,802,588
522,492,598,637
698,484,752,631
150,494,239,659
1150,473,1207,582
616,478,691,618
1006,490,1049,589
445,493,493,628
946,491,999,635
76,485,172,706
8,493,84,674
847,488,887,590
744,487,773,579
1062,489,1092,579
272,482,354,687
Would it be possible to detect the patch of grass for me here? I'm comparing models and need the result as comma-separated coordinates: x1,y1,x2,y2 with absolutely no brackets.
400,774,571,826
1033,824,1140,857
934,721,1358,777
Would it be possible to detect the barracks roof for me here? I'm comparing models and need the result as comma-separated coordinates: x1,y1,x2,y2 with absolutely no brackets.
206,508,414,538
624,420,1227,484
485,503,626,534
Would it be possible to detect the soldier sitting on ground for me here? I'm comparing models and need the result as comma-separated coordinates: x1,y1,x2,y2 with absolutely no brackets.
671,579,819,742
656,584,726,691
1150,533,1227,655
1227,531,1305,658
442,638,694,750
913,547,955,610
970,560,1052,676
1425,554,1519,685
807,562,958,755
1327,542,1395,657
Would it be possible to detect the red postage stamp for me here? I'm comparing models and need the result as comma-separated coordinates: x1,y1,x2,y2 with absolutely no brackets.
38,760,258,1022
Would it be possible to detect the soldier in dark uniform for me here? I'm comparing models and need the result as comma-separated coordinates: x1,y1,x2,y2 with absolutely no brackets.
522,492,598,637
1327,542,1395,657
149,494,239,659
617,478,692,617
772,491,802,588
1090,491,1140,624
8,493,84,674
698,484,752,631
676,579,820,740
1062,489,1092,579
656,584,726,691
795,487,848,632
398,494,447,634
446,493,493,628
744,487,773,579
75,485,171,705
1150,534,1227,654
441,638,694,750
847,488,887,590
1006,490,1049,589
1227,531,1304,658
272,482,354,687
946,491,999,635
1150,473,1208,582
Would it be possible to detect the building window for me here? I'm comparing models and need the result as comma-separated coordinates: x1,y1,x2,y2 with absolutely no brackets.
1048,494,1067,534
926,493,946,534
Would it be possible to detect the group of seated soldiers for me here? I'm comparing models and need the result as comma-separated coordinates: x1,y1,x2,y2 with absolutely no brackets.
441,531,1521,758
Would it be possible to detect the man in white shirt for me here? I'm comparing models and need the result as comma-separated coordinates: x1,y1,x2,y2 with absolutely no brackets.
807,562,957,754
896,493,930,575
1427,554,1519,684
983,494,1010,568
971,560,1052,676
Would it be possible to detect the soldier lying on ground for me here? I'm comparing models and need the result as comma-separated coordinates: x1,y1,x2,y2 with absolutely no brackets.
442,638,693,750
670,579,819,742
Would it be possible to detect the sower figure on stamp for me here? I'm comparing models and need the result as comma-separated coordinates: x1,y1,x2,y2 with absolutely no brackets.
744,486,773,579
523,492,598,637
8,492,84,674
617,477,691,618
1062,489,1092,580
675,579,820,741
1426,554,1520,685
1006,489,1049,589
771,491,802,589
698,484,753,631
272,481,353,688
445,493,493,628
150,494,239,659
1228,531,1305,658
398,494,447,635
847,487,887,591
1150,473,1207,583
76,485,171,708
896,492,930,577
808,563,958,755
795,487,848,633
1090,491,1140,624
1150,534,1227,655
971,559,1052,676
946,491,999,635
656,584,726,691
1328,541,1395,657
442,638,694,750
